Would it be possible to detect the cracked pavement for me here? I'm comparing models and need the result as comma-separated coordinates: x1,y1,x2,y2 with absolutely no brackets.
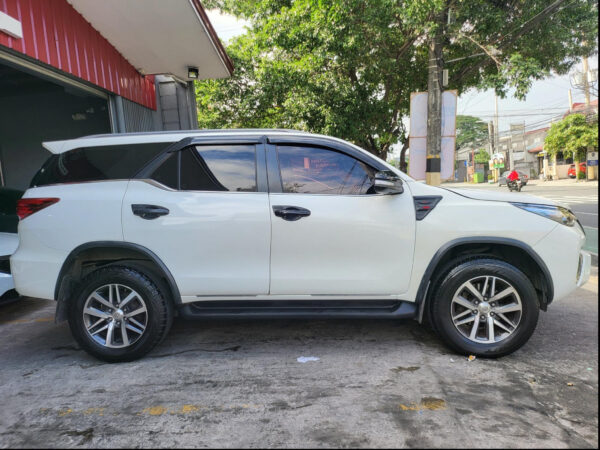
0,268,597,448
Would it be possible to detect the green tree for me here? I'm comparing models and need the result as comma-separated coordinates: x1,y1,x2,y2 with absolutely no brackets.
456,115,489,151
544,113,598,167
198,0,598,163
474,148,491,164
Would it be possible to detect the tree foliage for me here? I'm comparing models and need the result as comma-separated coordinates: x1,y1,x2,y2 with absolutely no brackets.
456,115,489,150
544,113,598,162
198,0,598,160
474,148,491,164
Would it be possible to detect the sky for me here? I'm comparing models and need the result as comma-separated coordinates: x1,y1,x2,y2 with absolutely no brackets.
206,10,598,157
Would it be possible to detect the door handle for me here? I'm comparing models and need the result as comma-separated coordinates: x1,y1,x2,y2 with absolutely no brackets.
131,204,170,220
272,205,311,221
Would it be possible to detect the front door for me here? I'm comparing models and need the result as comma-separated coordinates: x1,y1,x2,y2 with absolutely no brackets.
267,143,415,296
122,142,271,299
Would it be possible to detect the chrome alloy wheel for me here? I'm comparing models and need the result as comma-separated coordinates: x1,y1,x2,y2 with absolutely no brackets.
450,276,522,344
82,284,148,348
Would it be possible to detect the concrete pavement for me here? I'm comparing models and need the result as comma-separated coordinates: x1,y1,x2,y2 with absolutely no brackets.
0,269,597,448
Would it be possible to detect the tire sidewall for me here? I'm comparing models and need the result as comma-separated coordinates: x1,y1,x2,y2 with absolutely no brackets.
68,266,170,362
432,259,539,357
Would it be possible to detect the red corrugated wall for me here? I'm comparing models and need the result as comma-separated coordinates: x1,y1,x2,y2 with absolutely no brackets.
0,0,156,109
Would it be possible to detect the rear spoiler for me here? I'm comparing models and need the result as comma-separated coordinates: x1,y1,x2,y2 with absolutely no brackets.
42,141,67,154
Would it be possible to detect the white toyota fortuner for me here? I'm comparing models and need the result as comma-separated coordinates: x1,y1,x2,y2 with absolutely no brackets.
11,130,591,362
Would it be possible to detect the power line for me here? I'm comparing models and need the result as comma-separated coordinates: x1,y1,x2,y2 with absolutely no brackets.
494,0,579,45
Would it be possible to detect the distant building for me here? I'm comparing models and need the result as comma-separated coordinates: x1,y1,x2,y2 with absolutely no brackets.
525,127,550,178
563,99,598,118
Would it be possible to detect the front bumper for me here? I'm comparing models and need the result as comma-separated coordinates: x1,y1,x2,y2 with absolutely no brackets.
576,251,592,288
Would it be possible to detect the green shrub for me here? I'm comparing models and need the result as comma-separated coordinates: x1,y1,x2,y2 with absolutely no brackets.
577,171,586,180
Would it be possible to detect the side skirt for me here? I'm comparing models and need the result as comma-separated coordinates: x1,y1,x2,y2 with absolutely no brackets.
178,299,417,320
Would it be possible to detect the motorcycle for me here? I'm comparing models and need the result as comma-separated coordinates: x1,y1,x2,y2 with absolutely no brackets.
507,178,522,192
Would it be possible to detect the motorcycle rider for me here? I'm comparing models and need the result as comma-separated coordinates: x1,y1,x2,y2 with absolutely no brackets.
506,169,522,191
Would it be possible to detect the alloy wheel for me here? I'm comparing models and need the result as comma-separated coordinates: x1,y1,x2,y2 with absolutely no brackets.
82,284,148,348
450,275,522,344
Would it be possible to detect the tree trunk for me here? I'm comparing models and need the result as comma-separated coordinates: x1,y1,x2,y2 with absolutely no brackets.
399,141,409,173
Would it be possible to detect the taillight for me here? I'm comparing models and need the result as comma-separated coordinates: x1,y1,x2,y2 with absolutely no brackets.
16,198,60,220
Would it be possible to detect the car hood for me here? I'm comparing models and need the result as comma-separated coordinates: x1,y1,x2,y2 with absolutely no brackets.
444,188,560,207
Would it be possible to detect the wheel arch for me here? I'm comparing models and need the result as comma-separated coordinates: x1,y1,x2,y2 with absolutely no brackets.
416,237,554,323
54,241,181,323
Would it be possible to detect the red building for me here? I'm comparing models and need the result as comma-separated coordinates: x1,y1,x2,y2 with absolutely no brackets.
0,0,232,189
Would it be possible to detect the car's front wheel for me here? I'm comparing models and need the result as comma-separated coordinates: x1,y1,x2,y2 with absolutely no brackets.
429,258,540,357
68,265,173,362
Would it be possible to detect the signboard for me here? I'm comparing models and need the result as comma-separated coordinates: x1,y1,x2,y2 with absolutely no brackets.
408,90,458,180
588,151,598,166
0,11,23,39
491,152,505,169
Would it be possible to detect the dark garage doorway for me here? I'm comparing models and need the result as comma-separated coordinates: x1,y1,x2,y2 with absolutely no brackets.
0,62,111,190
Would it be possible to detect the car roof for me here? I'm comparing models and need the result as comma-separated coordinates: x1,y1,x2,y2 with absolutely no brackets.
42,129,314,154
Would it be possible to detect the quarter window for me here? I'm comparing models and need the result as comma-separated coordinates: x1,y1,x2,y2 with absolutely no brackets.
30,143,169,187
179,145,257,192
277,145,376,195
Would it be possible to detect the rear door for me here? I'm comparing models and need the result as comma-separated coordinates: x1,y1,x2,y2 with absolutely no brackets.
122,138,271,299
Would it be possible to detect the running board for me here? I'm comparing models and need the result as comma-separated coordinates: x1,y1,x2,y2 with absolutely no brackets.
178,300,417,320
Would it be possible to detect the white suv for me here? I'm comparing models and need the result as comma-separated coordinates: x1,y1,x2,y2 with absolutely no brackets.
11,130,591,362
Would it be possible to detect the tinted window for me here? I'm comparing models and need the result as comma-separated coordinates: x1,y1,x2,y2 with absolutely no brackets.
180,145,257,192
31,143,169,187
277,145,375,195
151,153,178,189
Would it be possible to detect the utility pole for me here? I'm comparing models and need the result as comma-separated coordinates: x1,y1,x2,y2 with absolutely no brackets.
493,93,499,182
581,55,595,181
488,121,497,182
425,8,445,186
568,88,573,113
494,94,499,151
582,55,592,107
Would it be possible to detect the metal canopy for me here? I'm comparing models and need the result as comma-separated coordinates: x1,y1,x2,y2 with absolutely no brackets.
67,0,233,81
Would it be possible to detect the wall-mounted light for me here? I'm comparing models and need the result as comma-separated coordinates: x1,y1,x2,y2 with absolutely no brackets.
187,67,199,79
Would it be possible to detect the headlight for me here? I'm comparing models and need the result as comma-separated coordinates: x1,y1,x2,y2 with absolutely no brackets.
511,202,577,227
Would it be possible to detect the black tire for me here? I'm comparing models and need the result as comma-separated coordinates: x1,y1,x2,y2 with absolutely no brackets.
429,258,539,357
68,265,173,362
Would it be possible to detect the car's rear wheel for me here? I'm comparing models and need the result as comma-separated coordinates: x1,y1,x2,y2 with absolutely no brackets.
429,258,539,357
68,265,173,362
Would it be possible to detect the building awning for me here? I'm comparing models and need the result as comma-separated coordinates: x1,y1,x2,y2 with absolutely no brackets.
67,0,233,82
528,145,544,153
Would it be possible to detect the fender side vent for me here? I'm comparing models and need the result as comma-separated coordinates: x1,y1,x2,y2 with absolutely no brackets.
414,196,442,220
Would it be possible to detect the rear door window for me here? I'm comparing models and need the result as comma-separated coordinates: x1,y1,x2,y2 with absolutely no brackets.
30,143,169,187
150,153,178,189
180,145,257,192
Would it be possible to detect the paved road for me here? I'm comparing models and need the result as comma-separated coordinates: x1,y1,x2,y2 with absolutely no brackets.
0,270,597,448
446,181,598,255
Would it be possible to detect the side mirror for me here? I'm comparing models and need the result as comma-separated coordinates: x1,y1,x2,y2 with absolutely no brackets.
373,171,404,195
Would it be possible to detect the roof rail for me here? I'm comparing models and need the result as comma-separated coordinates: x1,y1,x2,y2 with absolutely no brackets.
79,128,310,139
